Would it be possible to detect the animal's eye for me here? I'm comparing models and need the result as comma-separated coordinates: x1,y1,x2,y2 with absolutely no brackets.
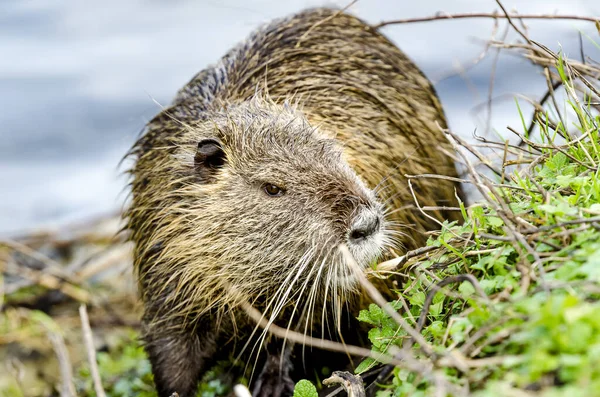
263,183,285,197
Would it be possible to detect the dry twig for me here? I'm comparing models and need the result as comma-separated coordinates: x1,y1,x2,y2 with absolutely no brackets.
374,11,600,29
79,304,107,397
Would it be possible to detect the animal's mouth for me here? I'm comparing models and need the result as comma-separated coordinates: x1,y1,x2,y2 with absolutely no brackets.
348,231,385,266
347,208,386,265
333,227,386,290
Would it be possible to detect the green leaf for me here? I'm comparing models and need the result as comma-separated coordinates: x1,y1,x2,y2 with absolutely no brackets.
589,203,600,213
538,202,577,216
430,301,444,317
408,291,426,307
355,357,377,374
357,304,387,326
293,380,318,397
458,281,475,297
487,216,503,228
547,152,568,170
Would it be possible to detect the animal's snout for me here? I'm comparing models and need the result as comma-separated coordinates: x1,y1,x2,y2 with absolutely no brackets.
349,208,381,243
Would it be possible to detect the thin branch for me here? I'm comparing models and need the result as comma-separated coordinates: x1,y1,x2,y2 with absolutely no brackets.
240,301,402,366
416,275,490,333
374,11,600,29
494,0,532,45
35,316,76,397
79,304,107,397
375,245,442,272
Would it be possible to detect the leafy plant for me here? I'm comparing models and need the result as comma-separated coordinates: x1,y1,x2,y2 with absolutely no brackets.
348,49,600,396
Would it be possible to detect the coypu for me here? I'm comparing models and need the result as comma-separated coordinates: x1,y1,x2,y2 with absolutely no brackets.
126,7,463,397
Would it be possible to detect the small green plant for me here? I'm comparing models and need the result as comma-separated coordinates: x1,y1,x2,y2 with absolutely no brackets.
74,331,230,397
350,50,600,396
293,379,319,397
76,332,156,397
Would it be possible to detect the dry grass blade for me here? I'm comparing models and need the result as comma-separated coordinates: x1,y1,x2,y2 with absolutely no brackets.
33,314,77,397
239,300,400,366
79,304,107,397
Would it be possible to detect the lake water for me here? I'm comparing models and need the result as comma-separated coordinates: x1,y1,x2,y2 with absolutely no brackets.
1,0,598,234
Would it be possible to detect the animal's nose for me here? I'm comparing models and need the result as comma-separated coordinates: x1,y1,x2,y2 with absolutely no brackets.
349,211,381,242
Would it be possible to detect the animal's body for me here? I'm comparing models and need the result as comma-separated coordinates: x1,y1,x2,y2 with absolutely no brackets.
126,7,462,397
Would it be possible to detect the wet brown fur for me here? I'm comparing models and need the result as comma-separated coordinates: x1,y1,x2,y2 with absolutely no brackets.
126,8,462,397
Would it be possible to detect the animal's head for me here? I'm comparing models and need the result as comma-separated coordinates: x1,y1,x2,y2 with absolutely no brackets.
135,97,393,325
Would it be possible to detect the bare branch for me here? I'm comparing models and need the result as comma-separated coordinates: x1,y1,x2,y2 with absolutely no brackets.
374,11,600,29
79,304,107,397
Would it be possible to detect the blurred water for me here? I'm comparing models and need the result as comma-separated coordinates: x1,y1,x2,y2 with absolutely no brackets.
1,0,598,234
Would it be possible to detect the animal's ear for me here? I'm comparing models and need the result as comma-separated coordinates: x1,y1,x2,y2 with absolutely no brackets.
194,138,226,181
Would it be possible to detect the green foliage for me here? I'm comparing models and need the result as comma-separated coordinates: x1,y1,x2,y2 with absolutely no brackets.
355,52,600,396
196,377,228,397
355,302,407,374
76,332,156,397
293,379,318,397
75,332,229,397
